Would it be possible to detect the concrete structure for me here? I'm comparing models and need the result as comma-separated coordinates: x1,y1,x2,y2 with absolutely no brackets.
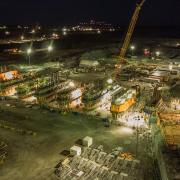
83,87,109,111
83,136,93,147
0,70,19,81
70,146,82,156
149,70,170,82
79,60,100,68
111,89,136,113
57,87,83,110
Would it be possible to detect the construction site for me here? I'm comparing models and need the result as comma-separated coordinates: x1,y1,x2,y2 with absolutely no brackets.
0,0,180,180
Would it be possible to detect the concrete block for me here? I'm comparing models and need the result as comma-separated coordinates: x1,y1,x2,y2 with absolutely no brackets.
70,145,81,156
83,136,93,147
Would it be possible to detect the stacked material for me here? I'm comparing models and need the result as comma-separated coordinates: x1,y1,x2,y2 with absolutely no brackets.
70,146,82,156
83,136,93,147
158,111,180,146
159,113,180,125
161,125,180,146
0,141,7,165
55,146,142,180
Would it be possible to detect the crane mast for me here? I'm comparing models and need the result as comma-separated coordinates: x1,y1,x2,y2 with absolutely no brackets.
115,0,145,75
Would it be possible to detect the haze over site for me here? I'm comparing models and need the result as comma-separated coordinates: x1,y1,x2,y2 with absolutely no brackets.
0,0,180,26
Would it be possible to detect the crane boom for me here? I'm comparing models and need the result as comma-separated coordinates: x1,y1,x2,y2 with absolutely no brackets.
115,0,145,75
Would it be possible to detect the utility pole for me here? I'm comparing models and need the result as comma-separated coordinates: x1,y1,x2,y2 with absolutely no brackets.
136,123,139,157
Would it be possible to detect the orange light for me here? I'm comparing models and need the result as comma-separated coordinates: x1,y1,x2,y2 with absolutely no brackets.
0,70,18,81
111,98,136,113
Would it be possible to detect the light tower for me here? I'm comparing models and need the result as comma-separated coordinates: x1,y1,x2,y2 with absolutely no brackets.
27,48,32,65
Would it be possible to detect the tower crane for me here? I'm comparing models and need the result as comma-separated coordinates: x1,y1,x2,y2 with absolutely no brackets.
115,0,145,77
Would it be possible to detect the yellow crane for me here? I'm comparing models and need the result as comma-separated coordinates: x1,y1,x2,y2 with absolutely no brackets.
115,0,145,76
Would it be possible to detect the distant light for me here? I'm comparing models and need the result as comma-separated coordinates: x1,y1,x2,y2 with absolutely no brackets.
48,45,53,52
107,79,113,84
144,48,150,56
169,63,173,71
97,30,101,34
21,35,24,40
63,31,67,36
109,28,115,32
0,25,7,29
31,29,35,33
156,51,160,56
52,33,59,38
62,28,67,32
27,48,32,55
5,31,10,35
130,45,135,50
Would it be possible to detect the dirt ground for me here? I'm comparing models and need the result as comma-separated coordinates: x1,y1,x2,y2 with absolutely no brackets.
0,100,153,180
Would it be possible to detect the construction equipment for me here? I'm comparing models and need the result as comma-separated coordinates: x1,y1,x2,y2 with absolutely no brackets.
115,0,145,76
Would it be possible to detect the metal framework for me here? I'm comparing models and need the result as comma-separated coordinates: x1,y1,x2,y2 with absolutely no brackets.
115,0,145,76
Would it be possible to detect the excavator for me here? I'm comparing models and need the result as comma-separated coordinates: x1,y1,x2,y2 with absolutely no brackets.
114,0,145,78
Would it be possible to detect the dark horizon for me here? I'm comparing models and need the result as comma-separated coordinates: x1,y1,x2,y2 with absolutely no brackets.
2,24,180,29
0,0,180,26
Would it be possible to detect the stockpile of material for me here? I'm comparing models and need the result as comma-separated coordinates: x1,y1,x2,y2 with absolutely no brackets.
0,141,7,165
55,137,143,180
158,112,180,146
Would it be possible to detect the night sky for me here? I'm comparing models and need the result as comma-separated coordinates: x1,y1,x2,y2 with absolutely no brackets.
0,0,180,26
